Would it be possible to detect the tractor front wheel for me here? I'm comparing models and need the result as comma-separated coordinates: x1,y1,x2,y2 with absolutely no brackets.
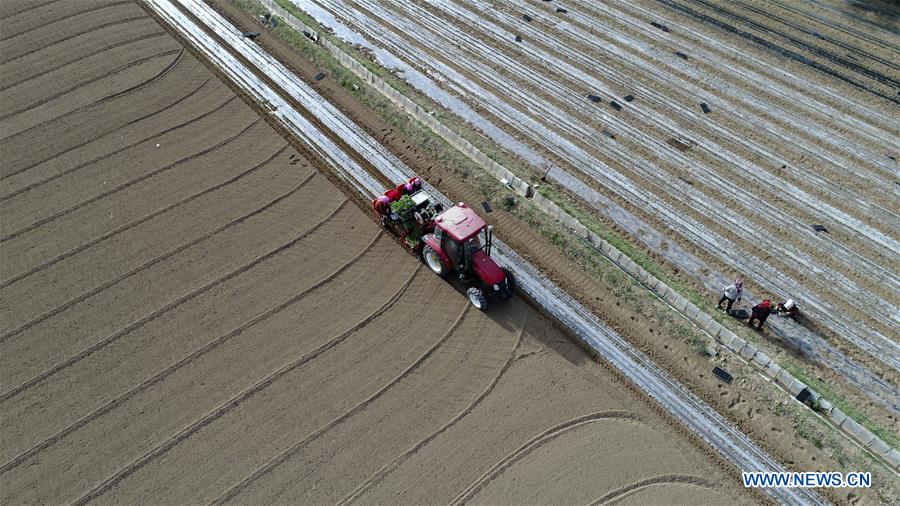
467,287,487,311
423,245,448,278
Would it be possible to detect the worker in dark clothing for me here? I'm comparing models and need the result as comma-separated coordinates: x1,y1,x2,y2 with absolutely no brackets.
748,300,772,330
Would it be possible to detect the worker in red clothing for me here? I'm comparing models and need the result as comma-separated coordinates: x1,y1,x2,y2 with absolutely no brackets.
748,299,772,330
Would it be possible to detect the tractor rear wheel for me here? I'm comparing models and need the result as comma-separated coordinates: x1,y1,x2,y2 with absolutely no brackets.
423,245,448,278
467,287,487,311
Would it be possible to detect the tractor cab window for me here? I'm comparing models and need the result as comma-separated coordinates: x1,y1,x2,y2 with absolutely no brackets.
463,235,482,258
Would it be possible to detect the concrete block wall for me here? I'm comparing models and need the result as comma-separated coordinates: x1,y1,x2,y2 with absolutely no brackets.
262,0,898,471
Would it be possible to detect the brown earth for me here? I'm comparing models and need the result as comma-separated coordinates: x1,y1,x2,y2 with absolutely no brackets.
0,1,754,503
198,0,896,503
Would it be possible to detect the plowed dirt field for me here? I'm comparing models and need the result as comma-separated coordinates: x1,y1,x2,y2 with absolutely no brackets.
0,1,752,504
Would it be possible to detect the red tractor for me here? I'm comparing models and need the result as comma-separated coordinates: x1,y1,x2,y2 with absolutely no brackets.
373,179,513,310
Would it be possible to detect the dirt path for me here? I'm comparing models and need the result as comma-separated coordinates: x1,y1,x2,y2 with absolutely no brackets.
0,1,755,503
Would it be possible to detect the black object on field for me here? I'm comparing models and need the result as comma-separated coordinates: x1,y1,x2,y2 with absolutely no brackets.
713,366,733,384
700,102,711,113
314,72,326,81
481,202,494,213
523,13,532,22
796,387,812,403
602,129,617,140
242,31,260,40
623,94,634,102
729,308,749,319
556,7,568,13
609,100,622,111
515,34,523,42
675,51,689,60
812,224,828,233
650,21,670,32
588,94,602,103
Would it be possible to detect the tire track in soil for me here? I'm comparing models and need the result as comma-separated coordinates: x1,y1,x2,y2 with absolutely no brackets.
0,147,291,334
0,187,344,402
0,231,384,475
1,13,151,65
0,47,181,122
0,46,183,139
1,145,287,289
0,1,136,42
0,116,260,243
338,311,529,506
0,31,168,92
72,266,423,506
589,474,718,505
0,76,223,187
0,0,64,21
451,411,643,505
209,301,470,506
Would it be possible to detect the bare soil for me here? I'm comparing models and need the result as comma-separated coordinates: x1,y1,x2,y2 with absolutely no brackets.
0,1,756,503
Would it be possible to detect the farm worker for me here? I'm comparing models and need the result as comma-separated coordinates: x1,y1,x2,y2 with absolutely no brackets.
775,299,798,319
373,195,391,215
716,279,743,312
748,299,772,330
406,176,423,193
384,186,403,202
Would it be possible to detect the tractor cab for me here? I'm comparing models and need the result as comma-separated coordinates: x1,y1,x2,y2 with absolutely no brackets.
421,203,513,310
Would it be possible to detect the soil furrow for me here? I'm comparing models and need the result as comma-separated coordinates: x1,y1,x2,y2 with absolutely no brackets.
337,311,529,506
211,300,469,505
590,474,718,505
72,265,422,506
0,117,260,243
1,145,287,289
0,48,181,122
0,189,342,399
0,31,168,92
0,231,383,474
452,412,642,505
0,77,221,199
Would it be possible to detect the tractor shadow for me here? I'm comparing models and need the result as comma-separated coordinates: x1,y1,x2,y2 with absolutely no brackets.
482,295,588,367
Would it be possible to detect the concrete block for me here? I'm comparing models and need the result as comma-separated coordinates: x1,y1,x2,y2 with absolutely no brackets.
674,296,688,312
564,214,579,230
856,427,878,446
683,302,700,321
532,193,547,208
608,249,623,264
729,336,747,355
867,437,890,457
705,319,723,338
738,343,757,361
545,203,560,220
655,281,669,299
600,240,614,256
572,222,588,239
884,449,900,470
840,418,866,441
762,362,781,380
816,398,833,413
775,369,794,387
693,306,715,328
665,288,680,305
828,408,847,427
786,378,807,397
752,351,771,369
585,231,601,247
622,258,637,274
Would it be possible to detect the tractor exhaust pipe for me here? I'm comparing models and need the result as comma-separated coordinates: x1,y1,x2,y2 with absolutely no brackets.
486,224,494,256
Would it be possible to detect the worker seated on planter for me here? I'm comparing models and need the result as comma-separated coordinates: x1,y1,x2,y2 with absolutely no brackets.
775,299,799,319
